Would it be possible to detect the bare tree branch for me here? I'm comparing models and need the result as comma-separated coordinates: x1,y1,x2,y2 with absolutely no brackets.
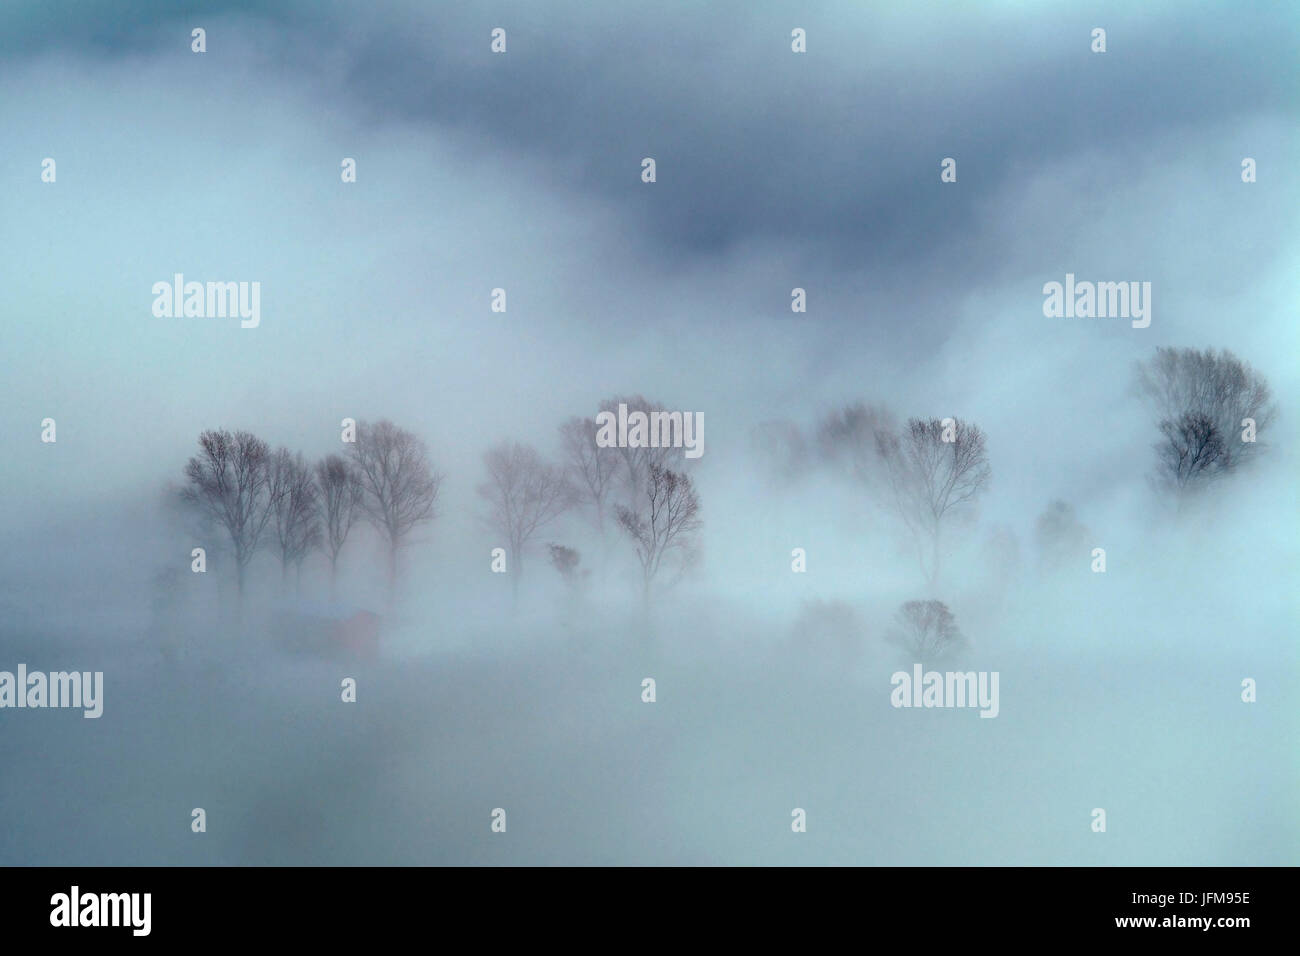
348,419,442,594
598,394,679,500
478,441,576,603
887,600,964,662
559,416,620,534
181,429,277,598
615,463,702,609
268,448,322,590
876,418,991,584
315,453,362,594
1135,347,1276,494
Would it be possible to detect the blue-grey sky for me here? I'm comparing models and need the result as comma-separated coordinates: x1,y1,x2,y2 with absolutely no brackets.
2,0,1295,530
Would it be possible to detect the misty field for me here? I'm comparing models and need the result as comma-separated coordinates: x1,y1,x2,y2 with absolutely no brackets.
2,497,1294,866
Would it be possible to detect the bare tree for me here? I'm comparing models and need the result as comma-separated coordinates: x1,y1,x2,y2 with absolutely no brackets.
161,479,218,560
615,463,702,610
559,416,620,534
815,402,896,488
548,543,591,621
315,454,363,596
876,417,991,584
1156,413,1226,489
547,544,588,590
598,394,679,500
887,600,964,661
348,419,443,595
181,429,277,599
478,442,576,603
267,449,321,592
1135,347,1276,493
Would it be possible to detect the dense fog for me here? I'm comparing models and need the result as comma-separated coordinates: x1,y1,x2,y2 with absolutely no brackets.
1,0,1296,865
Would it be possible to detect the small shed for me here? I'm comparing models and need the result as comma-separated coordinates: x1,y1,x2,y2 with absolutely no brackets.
272,601,381,658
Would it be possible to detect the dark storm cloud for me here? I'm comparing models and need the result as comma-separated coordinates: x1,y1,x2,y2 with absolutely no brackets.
320,1,1299,274
5,0,1294,356
9,0,1295,272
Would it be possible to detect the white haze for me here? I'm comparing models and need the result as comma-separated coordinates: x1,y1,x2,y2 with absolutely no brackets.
0,7,1296,865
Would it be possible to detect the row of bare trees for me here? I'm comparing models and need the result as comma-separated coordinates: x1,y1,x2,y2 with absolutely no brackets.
180,397,705,611
751,346,1276,582
181,420,441,601
182,349,1265,610
480,395,703,609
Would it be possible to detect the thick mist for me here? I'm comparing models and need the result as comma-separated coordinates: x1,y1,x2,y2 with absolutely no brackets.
1,0,1296,865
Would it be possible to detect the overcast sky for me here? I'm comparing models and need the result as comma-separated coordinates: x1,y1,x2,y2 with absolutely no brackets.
3,1,1296,535
0,0,1294,579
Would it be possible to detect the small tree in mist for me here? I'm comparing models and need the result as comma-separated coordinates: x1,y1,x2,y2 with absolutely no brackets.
1134,347,1277,494
315,454,363,597
1157,414,1225,490
182,429,277,600
598,394,679,500
478,442,576,604
615,463,702,611
1034,499,1090,571
348,419,442,598
559,416,620,535
269,448,321,592
876,417,991,585
887,599,964,661
815,402,896,488
548,544,589,591
548,543,591,621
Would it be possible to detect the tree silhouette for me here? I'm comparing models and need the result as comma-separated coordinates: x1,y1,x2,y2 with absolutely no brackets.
182,429,277,599
269,448,322,592
348,419,442,598
1135,347,1276,493
615,464,702,611
315,454,363,597
548,543,592,622
598,394,679,501
815,402,896,489
887,600,964,661
559,416,620,535
478,441,575,604
876,417,991,584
